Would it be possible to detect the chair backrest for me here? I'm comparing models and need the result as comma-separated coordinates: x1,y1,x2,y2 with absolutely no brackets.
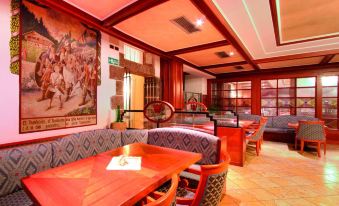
296,121,326,141
191,154,230,206
249,122,267,141
145,175,178,206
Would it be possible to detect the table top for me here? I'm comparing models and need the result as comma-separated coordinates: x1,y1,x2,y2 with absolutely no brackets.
288,123,299,129
22,143,202,206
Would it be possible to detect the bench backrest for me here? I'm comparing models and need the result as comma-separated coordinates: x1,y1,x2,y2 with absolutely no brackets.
271,115,318,129
51,129,121,167
147,128,220,165
0,142,53,197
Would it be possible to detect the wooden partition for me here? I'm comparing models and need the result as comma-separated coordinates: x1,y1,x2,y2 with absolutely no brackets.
217,127,246,166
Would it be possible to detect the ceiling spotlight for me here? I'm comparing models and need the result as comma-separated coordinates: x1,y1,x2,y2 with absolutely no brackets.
195,18,204,27
229,51,235,56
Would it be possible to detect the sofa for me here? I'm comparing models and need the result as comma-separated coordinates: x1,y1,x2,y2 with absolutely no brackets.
265,115,318,143
238,114,318,143
0,127,223,206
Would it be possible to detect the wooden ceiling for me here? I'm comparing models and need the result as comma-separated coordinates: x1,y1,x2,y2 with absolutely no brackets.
36,0,339,77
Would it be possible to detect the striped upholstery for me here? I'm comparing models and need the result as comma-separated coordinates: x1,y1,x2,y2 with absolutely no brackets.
51,129,121,167
296,122,326,141
121,129,148,145
148,128,219,165
0,142,53,197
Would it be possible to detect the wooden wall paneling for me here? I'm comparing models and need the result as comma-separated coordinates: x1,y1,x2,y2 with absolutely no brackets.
217,127,246,166
316,75,322,118
160,58,184,110
251,78,261,115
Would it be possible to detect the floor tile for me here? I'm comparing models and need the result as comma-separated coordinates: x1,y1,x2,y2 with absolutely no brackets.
221,141,339,206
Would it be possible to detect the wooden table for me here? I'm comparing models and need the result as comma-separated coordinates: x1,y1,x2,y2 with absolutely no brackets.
288,123,299,130
22,143,201,206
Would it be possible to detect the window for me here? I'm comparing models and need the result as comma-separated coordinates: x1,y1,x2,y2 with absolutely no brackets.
296,77,316,116
261,77,316,117
124,44,143,64
213,81,251,114
321,76,338,129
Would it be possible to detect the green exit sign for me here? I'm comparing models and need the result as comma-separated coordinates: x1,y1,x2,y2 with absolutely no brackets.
108,57,119,66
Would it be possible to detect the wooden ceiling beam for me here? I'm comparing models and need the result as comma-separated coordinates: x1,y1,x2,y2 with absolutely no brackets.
166,40,230,55
201,61,247,70
255,50,339,64
174,57,216,77
217,62,339,78
320,54,335,65
103,0,169,27
190,0,259,70
36,0,215,77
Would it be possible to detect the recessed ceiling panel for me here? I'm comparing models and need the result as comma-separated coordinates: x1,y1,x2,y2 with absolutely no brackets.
276,0,339,44
206,64,253,74
115,0,224,51
176,45,243,66
259,57,323,69
64,0,137,20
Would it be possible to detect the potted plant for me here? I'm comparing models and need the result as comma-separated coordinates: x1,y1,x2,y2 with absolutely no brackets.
111,105,127,131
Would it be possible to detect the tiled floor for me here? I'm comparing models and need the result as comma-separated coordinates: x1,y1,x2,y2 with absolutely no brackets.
220,141,339,206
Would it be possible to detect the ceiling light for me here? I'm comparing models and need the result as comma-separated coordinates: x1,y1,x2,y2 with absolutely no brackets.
229,51,234,56
195,18,204,27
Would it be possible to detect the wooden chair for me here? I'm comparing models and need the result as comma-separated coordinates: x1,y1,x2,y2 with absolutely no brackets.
295,120,326,157
144,174,178,206
246,122,267,156
157,155,230,206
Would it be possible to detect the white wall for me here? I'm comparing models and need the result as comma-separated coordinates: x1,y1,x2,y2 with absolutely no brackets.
184,75,208,95
0,0,115,144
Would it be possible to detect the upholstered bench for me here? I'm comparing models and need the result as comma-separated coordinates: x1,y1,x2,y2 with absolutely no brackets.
0,142,53,206
265,115,318,143
0,127,222,205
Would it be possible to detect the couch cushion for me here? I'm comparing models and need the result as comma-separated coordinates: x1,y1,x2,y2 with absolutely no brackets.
0,190,33,206
148,128,219,165
265,128,295,134
121,130,148,145
266,117,273,128
0,142,53,197
51,129,121,167
238,114,261,123
272,115,318,129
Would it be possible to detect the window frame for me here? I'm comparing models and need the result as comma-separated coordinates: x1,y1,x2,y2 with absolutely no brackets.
260,77,316,117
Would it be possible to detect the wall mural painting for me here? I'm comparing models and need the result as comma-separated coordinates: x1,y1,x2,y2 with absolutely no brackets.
20,0,99,133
